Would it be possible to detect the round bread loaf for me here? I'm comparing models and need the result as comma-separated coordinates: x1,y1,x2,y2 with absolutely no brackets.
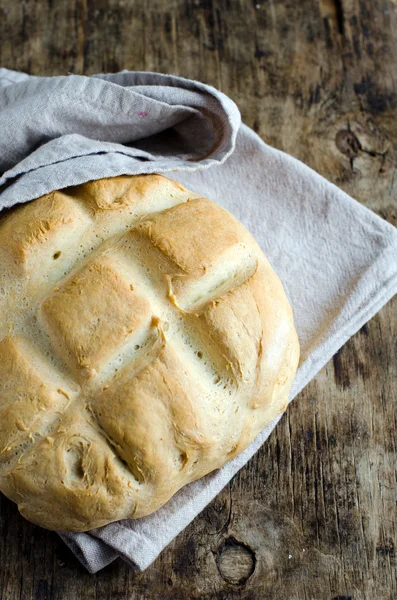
0,175,299,532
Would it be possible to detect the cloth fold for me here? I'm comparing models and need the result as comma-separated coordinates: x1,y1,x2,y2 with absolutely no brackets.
0,69,239,206
1,68,396,573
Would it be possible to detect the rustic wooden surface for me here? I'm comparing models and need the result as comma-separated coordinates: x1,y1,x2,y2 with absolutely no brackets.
0,1,396,599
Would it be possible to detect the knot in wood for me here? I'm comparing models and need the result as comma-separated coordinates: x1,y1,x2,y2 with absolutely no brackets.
216,536,256,586
335,129,362,158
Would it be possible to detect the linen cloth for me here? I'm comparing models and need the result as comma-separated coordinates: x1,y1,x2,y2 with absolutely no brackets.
0,68,396,573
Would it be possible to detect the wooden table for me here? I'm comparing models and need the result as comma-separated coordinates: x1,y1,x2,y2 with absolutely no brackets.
0,1,396,598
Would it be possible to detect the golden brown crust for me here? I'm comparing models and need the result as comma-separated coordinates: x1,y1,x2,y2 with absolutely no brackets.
80,174,187,211
136,197,240,275
42,256,151,378
0,336,72,468
1,413,137,531
0,174,300,531
94,345,217,514
0,191,89,270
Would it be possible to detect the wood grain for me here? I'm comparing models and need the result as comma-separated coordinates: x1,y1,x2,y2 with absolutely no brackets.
0,0,396,598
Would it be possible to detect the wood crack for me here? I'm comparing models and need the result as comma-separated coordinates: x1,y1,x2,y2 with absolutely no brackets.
335,120,389,172
333,0,345,36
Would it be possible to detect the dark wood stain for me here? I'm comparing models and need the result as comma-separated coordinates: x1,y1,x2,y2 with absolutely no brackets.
333,348,351,389
333,0,345,36
0,0,396,598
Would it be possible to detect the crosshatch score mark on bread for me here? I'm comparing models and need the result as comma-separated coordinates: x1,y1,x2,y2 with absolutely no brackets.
0,175,299,532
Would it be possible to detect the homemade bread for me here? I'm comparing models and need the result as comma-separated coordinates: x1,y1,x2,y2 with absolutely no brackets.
0,175,299,531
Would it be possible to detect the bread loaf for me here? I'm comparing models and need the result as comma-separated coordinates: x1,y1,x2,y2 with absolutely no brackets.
0,175,299,531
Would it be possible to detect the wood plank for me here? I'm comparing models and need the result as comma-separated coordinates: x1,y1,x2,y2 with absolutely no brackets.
0,1,396,598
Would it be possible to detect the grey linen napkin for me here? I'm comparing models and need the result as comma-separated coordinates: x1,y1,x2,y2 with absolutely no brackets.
1,68,396,573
